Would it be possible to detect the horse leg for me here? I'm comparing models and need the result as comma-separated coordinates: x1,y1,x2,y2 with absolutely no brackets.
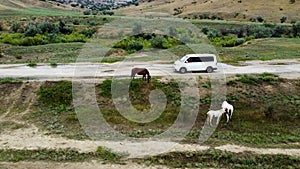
131,72,135,79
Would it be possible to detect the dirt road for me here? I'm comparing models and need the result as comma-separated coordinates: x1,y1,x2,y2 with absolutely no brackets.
0,59,299,80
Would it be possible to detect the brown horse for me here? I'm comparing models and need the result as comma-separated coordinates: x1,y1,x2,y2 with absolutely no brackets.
131,68,151,83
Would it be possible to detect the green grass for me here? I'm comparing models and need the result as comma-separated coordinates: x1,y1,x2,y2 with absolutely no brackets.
96,146,125,162
0,77,23,83
21,76,300,148
0,42,84,63
0,7,82,18
100,57,125,63
0,147,124,162
139,149,300,169
218,38,300,63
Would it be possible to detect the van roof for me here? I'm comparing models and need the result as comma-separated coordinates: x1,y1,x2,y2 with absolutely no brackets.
185,54,216,57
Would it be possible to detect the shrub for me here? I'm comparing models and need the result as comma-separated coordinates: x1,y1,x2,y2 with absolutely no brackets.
10,23,24,33
58,20,73,35
150,35,168,49
292,21,300,37
256,16,264,22
24,23,41,37
37,21,58,34
80,28,97,38
201,27,209,35
0,33,25,45
128,40,144,51
280,16,287,23
207,28,222,39
210,36,245,47
72,19,80,25
83,10,91,15
63,31,88,43
27,61,37,67
37,81,72,107
248,25,273,38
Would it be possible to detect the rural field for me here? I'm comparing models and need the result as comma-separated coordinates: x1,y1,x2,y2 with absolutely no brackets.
0,0,300,169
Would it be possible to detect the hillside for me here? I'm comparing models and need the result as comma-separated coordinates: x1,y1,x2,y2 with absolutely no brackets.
0,0,81,13
115,0,300,23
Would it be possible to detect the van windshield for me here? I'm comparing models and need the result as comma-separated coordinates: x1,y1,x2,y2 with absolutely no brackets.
180,56,188,62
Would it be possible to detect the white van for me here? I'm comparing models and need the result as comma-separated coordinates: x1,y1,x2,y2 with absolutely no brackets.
173,54,217,73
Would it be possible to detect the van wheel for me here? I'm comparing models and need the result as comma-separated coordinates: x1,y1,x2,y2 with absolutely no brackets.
179,67,187,74
206,67,213,73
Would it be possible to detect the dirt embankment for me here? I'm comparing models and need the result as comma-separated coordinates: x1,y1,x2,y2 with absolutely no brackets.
0,78,299,168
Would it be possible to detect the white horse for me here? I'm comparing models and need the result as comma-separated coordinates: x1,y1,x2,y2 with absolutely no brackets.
222,101,234,122
207,109,225,126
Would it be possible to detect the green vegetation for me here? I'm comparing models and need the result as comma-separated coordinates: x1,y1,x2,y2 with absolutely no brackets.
27,61,37,67
37,81,72,108
21,74,299,147
113,34,183,54
233,73,282,85
0,7,82,18
0,148,124,162
0,78,22,84
96,146,124,162
140,149,300,168
0,42,84,63
218,38,300,63
100,56,125,63
0,20,96,46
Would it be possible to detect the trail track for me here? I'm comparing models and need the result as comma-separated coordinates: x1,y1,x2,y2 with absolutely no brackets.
0,59,299,80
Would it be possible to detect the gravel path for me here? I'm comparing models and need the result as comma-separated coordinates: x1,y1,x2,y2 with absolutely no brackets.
0,59,299,80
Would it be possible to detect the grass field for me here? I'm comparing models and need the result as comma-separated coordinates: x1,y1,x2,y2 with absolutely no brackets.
0,42,85,63
218,38,300,63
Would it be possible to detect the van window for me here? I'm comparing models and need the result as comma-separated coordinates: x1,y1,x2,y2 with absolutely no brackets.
187,57,201,62
200,56,214,62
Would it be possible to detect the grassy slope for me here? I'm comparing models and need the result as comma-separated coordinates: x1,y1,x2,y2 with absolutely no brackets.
218,38,300,63
0,0,82,17
7,75,297,148
116,0,300,23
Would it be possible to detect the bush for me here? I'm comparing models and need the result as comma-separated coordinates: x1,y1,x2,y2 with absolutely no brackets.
80,28,97,38
83,10,91,15
248,25,273,38
10,23,24,33
207,28,222,39
256,16,264,22
150,35,168,49
72,19,80,25
128,40,144,51
280,16,287,23
292,21,300,37
25,23,41,37
37,21,58,34
210,36,245,47
37,81,72,107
